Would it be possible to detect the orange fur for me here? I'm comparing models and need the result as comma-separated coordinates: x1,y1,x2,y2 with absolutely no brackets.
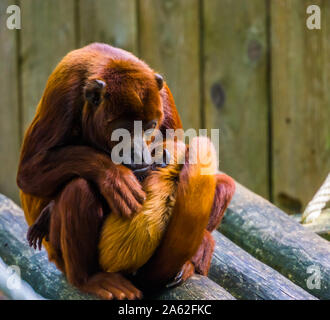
99,137,218,282
17,42,233,299
99,142,184,273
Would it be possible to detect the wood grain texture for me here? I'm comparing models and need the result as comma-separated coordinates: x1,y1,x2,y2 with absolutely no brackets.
138,0,201,130
219,180,330,300
20,0,76,132
0,0,20,204
271,0,330,213
0,194,92,300
210,231,317,300
0,257,45,300
203,0,269,198
148,274,235,300
0,194,234,300
79,0,138,54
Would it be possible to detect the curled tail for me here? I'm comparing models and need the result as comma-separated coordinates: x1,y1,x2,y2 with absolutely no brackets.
137,137,218,288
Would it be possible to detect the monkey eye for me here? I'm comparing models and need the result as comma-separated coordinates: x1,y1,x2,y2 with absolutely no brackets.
144,120,157,130
144,120,157,139
144,128,155,139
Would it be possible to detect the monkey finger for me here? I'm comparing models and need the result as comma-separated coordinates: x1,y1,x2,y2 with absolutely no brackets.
29,227,40,241
33,238,38,250
102,278,140,300
27,234,34,247
32,239,37,250
122,176,146,204
38,236,43,251
115,184,142,215
28,231,35,248
86,285,113,300
96,288,114,300
108,193,134,218
101,284,126,300
117,277,143,299
111,283,136,300
27,227,35,242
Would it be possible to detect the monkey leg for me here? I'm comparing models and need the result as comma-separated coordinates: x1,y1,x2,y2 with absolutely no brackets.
191,173,235,275
49,178,142,300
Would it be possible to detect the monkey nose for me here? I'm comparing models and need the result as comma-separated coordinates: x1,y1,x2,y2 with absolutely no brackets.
152,148,171,169
123,147,150,172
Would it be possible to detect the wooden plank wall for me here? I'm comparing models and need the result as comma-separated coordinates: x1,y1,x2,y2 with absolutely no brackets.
20,0,76,133
0,0,329,215
139,0,201,131
0,0,20,203
78,0,138,54
203,0,269,198
271,0,330,213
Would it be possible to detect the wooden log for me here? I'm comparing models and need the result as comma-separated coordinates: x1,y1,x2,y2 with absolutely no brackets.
219,182,330,299
209,231,317,300
147,275,235,300
0,195,93,300
0,194,234,300
0,257,45,300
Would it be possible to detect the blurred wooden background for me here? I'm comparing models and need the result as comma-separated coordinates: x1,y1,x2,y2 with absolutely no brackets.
0,0,329,214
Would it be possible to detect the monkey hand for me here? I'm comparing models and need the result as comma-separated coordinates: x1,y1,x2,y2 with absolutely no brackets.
99,164,146,219
27,200,54,250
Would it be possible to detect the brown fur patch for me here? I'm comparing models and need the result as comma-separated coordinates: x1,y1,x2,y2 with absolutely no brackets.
99,141,186,273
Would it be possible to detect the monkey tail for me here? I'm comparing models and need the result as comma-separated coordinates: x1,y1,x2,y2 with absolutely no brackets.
138,137,218,287
170,136,219,257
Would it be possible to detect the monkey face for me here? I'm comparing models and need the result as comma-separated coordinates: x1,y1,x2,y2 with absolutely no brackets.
81,61,165,173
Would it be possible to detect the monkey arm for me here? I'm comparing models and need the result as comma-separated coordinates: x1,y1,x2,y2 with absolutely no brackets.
18,145,145,218
17,145,112,198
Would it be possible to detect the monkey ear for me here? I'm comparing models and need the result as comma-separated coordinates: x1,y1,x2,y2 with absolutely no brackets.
84,79,106,106
155,74,163,90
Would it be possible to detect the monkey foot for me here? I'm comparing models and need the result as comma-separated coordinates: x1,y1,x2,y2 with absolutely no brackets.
80,272,143,300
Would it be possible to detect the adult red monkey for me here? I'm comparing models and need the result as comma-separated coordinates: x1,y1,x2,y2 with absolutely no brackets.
17,43,235,299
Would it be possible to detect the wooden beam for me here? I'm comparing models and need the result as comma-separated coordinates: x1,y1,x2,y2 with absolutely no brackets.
0,194,234,300
0,257,45,300
219,181,330,299
210,231,316,300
